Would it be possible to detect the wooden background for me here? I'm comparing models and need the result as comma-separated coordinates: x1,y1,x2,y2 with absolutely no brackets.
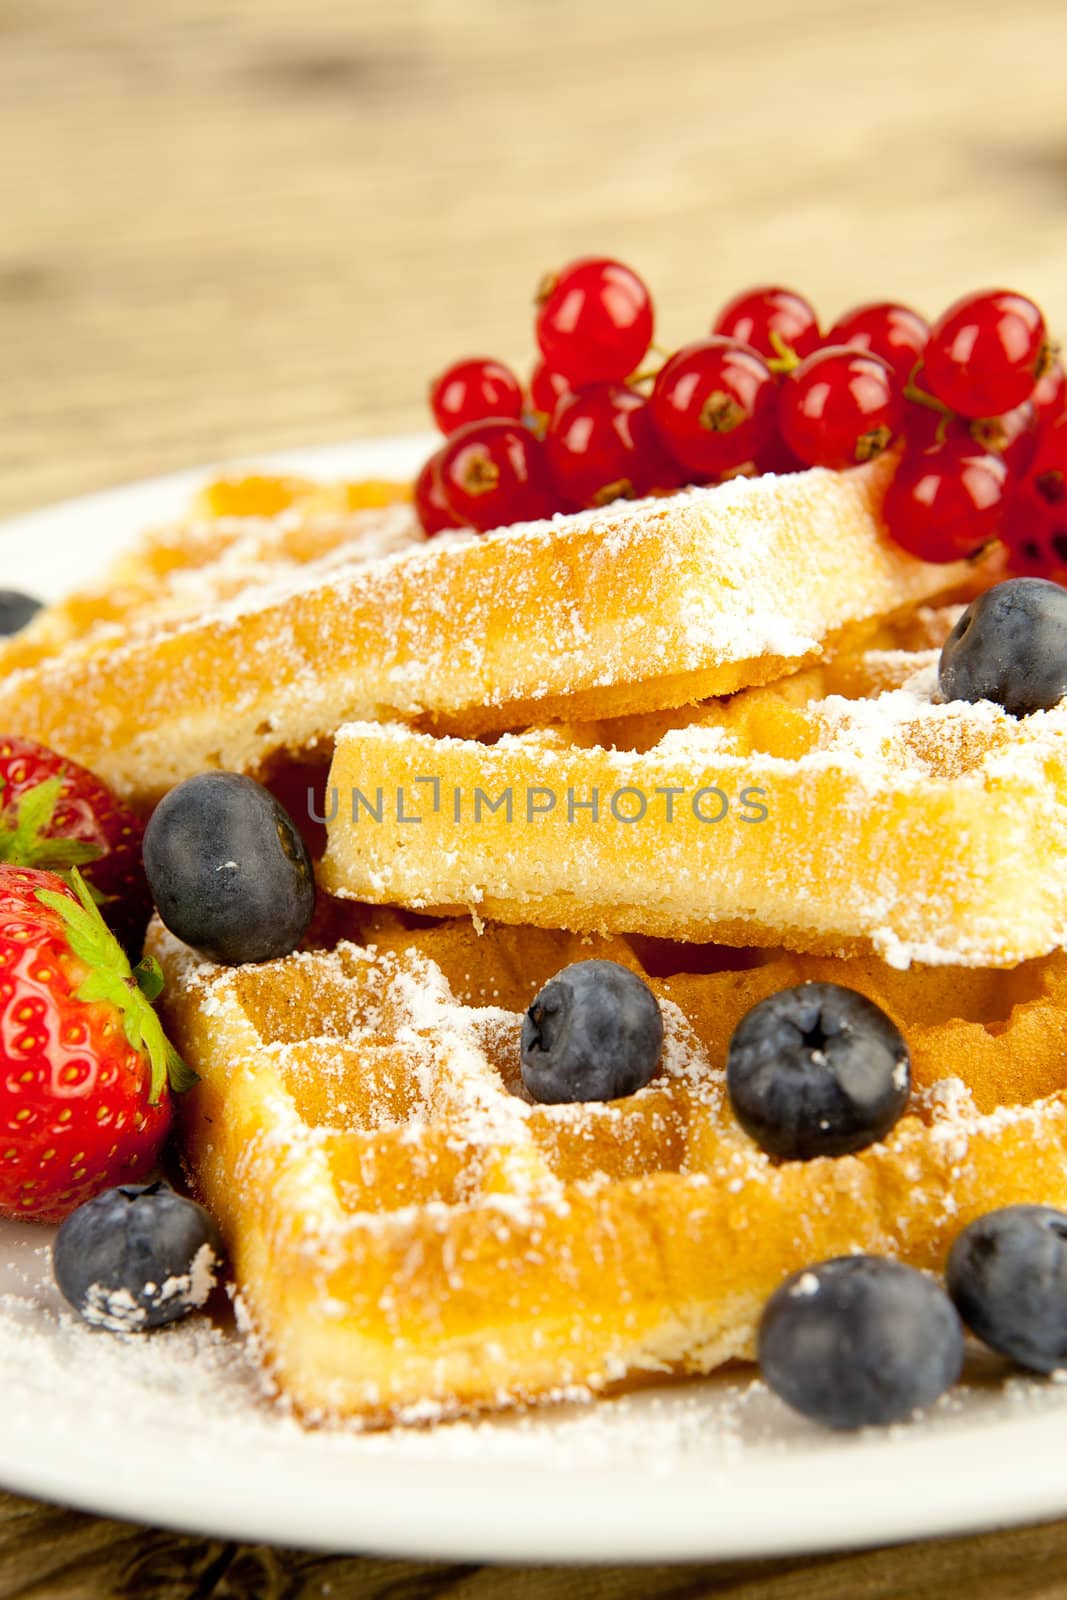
8,0,1067,520
6,0,1067,1593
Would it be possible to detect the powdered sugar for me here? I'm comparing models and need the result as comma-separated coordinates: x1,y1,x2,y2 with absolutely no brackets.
324,615,1067,969
0,1235,1064,1501
75,1240,222,1334
80,1284,148,1333
143,906,1067,1439
0,456,985,808
158,1241,221,1309
790,1273,821,1298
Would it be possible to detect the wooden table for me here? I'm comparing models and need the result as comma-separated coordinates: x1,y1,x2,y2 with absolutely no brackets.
5,0,1067,1593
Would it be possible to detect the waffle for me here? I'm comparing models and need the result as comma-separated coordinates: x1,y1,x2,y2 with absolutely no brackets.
150,911,1067,1424
0,477,414,674
320,607,1067,970
0,459,988,805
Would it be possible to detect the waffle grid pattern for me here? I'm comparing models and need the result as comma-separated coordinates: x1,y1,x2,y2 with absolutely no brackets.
153,915,1067,1424
322,611,1067,968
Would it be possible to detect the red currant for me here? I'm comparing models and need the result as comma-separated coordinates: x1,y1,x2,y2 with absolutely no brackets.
969,400,1039,479
922,290,1049,419
778,347,902,471
906,396,1038,480
753,435,807,476
545,384,678,509
438,419,555,532
650,338,777,478
535,258,653,387
429,357,523,435
1026,413,1067,510
413,449,463,536
825,302,929,384
1006,531,1067,584
883,440,1008,563
1001,476,1067,582
712,286,820,363
903,401,951,454
529,360,571,419
1033,356,1067,427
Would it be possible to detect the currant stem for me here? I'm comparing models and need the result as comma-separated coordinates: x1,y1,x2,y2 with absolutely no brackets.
765,330,801,375
903,380,954,446
1036,337,1060,384
902,381,953,418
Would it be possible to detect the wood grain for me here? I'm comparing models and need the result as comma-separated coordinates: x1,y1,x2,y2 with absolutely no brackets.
6,0,1067,1593
6,0,1067,519
4,1491,1067,1600
7,1491,1067,1600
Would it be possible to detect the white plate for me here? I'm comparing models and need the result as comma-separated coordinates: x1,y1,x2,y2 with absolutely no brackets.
0,439,1065,1564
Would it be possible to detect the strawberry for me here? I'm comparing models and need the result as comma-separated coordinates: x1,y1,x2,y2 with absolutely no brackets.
0,736,151,956
0,864,194,1223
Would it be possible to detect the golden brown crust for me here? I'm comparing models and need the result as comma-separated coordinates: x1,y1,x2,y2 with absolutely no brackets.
0,461,986,804
0,479,414,675
152,914,1067,1425
320,610,1067,969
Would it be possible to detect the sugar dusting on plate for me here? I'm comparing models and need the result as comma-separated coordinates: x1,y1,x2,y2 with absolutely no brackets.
2,1236,1065,1485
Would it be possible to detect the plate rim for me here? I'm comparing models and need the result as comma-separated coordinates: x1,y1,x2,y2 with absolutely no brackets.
0,434,435,600
2,1366,1067,1563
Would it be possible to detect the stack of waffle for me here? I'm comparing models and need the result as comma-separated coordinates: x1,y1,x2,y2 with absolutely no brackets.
6,459,1067,1426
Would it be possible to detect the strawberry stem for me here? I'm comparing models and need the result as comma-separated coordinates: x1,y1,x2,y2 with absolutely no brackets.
0,776,103,881
35,869,195,1103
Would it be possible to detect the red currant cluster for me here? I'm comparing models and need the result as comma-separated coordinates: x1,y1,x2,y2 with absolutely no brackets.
415,260,1066,577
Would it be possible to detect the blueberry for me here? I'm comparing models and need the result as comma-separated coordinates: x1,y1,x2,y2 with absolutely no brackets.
143,771,315,965
53,1182,224,1333
0,590,42,636
938,577,1067,718
946,1205,1067,1372
726,982,909,1159
759,1255,964,1429
520,959,664,1104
